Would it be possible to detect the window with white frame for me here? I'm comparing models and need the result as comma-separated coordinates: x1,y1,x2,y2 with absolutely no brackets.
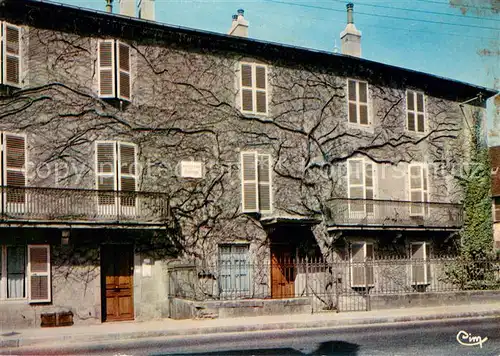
408,163,429,216
1,22,21,87
494,197,500,222
218,244,250,296
347,158,375,215
0,245,51,303
240,62,268,115
410,242,430,285
406,90,425,133
0,132,27,209
240,152,272,214
350,242,374,287
98,40,131,101
95,141,138,214
347,79,369,125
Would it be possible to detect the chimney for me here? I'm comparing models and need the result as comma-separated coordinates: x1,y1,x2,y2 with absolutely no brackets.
105,0,113,13
138,0,155,21
340,3,362,57
228,9,249,38
119,0,135,17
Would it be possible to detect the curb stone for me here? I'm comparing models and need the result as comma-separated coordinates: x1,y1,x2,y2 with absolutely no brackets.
1,308,500,349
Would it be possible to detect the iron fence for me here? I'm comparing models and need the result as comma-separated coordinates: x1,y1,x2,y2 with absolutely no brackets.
168,257,500,312
0,186,170,225
325,198,463,229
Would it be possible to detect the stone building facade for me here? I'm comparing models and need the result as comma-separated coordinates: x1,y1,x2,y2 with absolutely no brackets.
0,0,496,326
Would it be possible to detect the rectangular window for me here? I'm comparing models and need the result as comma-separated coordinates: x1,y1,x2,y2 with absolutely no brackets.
95,141,137,215
240,63,268,115
494,198,500,222
406,90,425,133
218,244,250,297
98,40,131,101
1,22,21,87
347,79,369,125
347,158,375,215
0,245,50,302
410,242,430,285
241,152,272,214
409,163,429,216
350,242,374,288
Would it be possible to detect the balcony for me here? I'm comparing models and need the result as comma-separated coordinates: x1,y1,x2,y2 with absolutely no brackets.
0,186,170,228
325,198,463,231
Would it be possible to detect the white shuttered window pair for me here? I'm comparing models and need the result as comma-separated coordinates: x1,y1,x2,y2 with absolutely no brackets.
350,242,374,288
98,40,131,101
0,245,51,303
241,152,272,214
408,163,429,216
347,79,369,125
406,91,426,133
0,22,21,87
95,141,138,213
347,158,375,215
240,63,268,115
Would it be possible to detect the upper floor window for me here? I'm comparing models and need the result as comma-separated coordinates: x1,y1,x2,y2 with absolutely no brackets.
0,132,26,207
240,63,268,115
408,163,429,216
406,90,425,133
240,152,272,214
347,79,369,125
0,22,21,87
95,141,137,214
98,40,131,101
0,245,51,303
347,158,375,215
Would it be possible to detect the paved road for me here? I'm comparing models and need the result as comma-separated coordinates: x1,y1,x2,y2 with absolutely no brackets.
7,316,500,355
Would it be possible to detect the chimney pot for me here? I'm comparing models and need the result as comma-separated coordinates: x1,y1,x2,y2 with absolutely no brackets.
232,14,238,21
105,0,113,13
237,9,244,16
346,3,354,24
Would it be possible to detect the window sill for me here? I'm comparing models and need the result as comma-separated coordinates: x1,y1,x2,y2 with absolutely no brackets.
240,112,271,120
0,298,28,304
347,122,374,133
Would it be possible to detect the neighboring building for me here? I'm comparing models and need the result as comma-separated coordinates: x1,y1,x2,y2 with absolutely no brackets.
0,0,497,326
490,143,500,251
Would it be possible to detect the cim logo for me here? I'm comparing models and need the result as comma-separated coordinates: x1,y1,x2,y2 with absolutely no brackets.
456,330,488,348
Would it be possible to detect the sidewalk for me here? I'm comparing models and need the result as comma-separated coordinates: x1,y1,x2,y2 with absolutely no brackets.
1,302,500,349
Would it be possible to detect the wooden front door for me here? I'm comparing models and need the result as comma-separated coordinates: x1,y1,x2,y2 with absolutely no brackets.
101,245,134,322
271,245,295,299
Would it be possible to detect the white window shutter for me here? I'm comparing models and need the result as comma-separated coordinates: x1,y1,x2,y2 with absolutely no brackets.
96,141,117,206
241,64,254,112
258,154,272,213
241,151,259,213
255,66,267,114
2,23,21,87
118,142,137,208
3,132,26,204
28,245,51,303
98,40,115,98
409,164,423,215
117,42,131,101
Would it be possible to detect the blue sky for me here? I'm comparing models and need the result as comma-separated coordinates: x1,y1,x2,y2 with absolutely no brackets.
53,0,499,138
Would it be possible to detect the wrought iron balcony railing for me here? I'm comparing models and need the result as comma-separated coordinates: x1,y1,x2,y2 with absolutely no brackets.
0,186,170,227
325,198,463,230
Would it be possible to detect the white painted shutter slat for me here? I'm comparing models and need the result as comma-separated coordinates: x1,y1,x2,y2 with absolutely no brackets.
241,64,253,112
2,23,21,87
258,154,272,213
98,40,115,98
117,42,131,101
96,141,116,205
4,133,26,204
241,152,259,213
28,245,51,303
118,142,137,207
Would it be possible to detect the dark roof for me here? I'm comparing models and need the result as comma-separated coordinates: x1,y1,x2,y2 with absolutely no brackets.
1,0,497,104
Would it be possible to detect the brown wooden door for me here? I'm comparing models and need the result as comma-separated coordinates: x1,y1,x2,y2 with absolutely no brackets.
271,245,295,299
101,245,134,322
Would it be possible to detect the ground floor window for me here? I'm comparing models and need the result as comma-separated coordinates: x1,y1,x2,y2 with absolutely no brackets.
350,242,374,288
410,242,430,285
0,245,51,302
218,244,250,296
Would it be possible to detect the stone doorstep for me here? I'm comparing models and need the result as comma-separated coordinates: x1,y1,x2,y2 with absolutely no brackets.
2,307,500,349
